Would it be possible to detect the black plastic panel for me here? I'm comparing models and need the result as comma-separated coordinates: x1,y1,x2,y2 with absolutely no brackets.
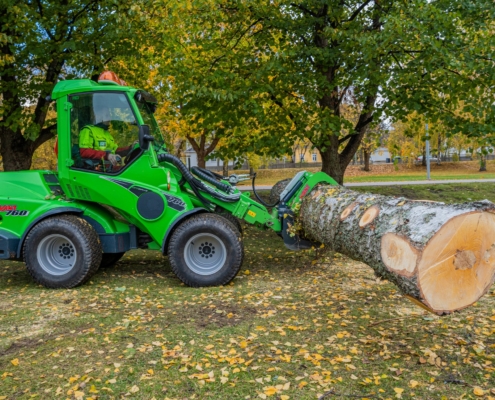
137,191,164,220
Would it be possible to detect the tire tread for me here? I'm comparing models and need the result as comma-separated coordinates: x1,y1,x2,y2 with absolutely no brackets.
24,214,102,288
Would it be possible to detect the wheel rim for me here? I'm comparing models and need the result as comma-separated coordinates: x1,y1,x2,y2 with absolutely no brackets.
37,234,77,276
184,233,227,276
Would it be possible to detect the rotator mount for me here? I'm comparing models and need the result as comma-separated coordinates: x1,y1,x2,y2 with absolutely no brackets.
274,171,338,251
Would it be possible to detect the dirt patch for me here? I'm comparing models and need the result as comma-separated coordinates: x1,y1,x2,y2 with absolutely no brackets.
0,337,40,357
194,304,258,329
159,300,260,329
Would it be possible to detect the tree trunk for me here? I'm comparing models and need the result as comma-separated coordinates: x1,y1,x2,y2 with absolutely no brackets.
480,155,487,172
0,128,36,171
196,152,206,168
363,150,371,172
223,159,229,177
299,185,495,315
422,149,426,166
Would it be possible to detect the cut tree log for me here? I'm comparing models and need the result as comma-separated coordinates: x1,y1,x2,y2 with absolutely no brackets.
295,184,495,315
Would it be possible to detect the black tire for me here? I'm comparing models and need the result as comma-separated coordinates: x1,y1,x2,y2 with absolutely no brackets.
100,252,125,268
216,212,243,236
24,215,102,289
168,213,244,287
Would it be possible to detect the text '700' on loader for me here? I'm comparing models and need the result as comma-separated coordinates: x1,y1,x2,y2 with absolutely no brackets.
0,71,336,289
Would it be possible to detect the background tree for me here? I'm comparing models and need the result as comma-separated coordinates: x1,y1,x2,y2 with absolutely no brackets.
148,0,495,183
0,0,147,171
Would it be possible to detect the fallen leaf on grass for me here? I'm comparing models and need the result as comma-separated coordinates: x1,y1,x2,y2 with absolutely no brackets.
264,386,277,396
473,387,485,396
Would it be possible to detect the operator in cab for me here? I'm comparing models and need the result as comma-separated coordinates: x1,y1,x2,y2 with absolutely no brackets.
78,106,134,168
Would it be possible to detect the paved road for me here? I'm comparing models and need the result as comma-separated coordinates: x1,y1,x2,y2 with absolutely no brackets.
237,178,495,191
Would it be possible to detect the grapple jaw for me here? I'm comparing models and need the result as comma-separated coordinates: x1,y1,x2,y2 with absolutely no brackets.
276,171,338,251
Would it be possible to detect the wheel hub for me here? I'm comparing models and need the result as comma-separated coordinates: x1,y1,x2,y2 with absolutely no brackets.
37,234,77,276
199,243,215,257
184,234,226,275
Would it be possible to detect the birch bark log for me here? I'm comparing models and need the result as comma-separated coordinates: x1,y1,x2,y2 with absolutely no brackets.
298,185,495,315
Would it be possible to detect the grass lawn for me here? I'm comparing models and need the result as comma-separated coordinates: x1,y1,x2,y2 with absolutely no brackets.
243,164,495,186
352,182,495,204
346,171,495,183
1,185,495,399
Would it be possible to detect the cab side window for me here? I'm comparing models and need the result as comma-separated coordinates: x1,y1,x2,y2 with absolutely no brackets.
69,92,139,173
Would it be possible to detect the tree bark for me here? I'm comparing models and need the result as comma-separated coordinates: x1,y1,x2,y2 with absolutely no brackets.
223,159,229,177
363,150,371,172
298,184,495,315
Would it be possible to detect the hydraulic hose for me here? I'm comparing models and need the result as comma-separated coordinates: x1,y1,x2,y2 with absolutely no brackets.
157,153,211,207
157,153,241,204
252,173,280,208
191,166,233,194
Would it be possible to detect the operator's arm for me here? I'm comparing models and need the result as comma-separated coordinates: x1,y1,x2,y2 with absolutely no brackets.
115,146,132,157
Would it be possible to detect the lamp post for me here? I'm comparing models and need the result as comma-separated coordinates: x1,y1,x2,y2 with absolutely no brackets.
425,122,431,180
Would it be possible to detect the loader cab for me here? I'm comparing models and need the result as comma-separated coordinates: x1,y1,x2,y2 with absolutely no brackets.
68,91,140,173
51,72,166,205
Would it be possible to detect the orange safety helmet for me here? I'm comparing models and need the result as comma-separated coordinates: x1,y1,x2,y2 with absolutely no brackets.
98,71,127,86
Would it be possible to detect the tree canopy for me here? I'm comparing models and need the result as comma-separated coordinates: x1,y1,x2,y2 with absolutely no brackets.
1,0,494,181
143,0,495,182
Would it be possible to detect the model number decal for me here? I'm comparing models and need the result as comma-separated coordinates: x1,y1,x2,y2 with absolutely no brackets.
0,205,17,212
164,194,186,212
6,210,30,216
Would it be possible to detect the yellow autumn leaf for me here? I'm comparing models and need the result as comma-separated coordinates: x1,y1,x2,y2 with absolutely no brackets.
394,387,404,398
130,385,139,393
264,386,278,396
473,387,485,396
239,341,248,349
73,391,84,399
409,380,419,388
280,396,290,400
10,358,19,366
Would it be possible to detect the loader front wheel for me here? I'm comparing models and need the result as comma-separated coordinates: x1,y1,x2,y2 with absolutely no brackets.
24,215,102,288
168,214,243,287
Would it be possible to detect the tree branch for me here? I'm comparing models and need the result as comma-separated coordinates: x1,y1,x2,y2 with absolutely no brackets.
290,3,317,17
345,0,373,22
33,124,57,149
206,136,221,155
338,132,357,144
209,18,263,72
186,135,200,153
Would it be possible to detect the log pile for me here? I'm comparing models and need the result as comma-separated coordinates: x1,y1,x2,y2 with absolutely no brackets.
297,185,495,315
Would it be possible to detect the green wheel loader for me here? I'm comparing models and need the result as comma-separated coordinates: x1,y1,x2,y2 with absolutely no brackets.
0,72,337,288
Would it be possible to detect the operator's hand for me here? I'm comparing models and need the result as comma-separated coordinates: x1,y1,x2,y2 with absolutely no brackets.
107,153,121,166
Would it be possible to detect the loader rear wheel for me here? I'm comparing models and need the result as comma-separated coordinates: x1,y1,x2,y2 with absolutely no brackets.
168,214,243,287
24,215,102,289
100,252,125,268
216,212,243,236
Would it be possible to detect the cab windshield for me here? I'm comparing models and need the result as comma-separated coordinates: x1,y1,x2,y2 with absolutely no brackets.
134,92,166,152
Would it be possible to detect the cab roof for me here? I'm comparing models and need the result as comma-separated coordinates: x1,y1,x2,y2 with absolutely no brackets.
51,79,136,100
